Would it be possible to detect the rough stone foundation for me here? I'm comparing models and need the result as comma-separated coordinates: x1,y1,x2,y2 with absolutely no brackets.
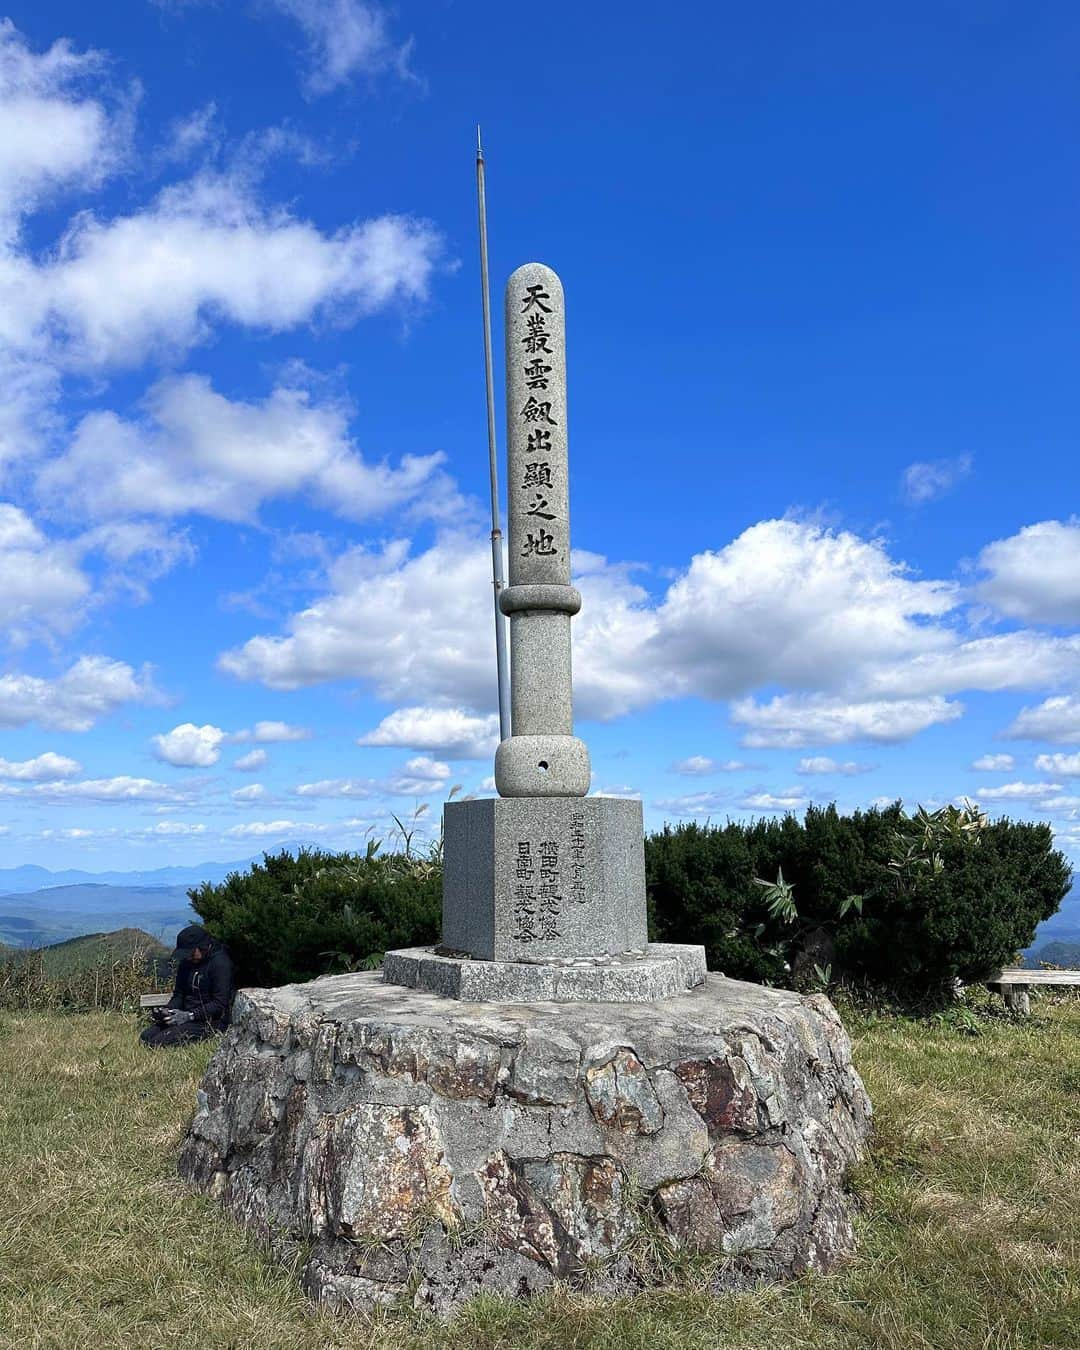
178,972,872,1317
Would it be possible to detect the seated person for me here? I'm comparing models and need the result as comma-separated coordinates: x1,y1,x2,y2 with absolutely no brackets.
141,923,234,1049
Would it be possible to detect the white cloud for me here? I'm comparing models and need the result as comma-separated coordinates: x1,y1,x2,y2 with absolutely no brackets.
1004,695,1080,744
224,818,328,838
294,777,375,799
1037,795,1080,812
0,502,90,644
740,789,809,811
795,757,873,776
0,21,131,238
653,790,731,817
153,722,227,768
269,0,415,96
732,694,963,748
131,821,207,837
38,372,448,525
976,520,1080,625
215,515,1080,754
159,102,219,165
232,784,267,803
0,750,81,780
19,174,442,373
0,655,155,731
32,775,193,803
971,753,1015,772
245,720,311,743
669,755,755,776
358,706,499,759
1034,753,1080,778
975,780,1064,803
220,520,960,727
233,748,268,772
901,455,973,505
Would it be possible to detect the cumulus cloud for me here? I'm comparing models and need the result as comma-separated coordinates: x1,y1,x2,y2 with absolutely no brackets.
974,780,1064,802
1004,695,1080,744
294,777,375,800
740,788,809,811
975,520,1080,625
731,694,963,748
38,372,449,525
669,756,753,775
232,784,267,803
794,757,873,776
0,20,131,239
233,748,268,772
971,753,1015,772
358,706,499,759
15,174,442,373
216,515,1080,754
243,720,311,743
32,775,194,803
901,455,972,505
0,655,156,731
387,755,451,795
0,503,90,644
153,722,227,767
1034,752,1080,778
0,750,81,780
130,821,207,837
653,790,731,818
224,818,328,838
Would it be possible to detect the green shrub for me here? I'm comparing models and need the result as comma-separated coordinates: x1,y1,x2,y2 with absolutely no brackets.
646,802,1072,996
188,845,441,988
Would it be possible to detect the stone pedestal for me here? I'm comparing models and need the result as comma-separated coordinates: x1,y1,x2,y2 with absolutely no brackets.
179,972,872,1318
441,795,648,961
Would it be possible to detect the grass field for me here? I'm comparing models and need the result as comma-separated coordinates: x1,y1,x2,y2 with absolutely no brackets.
1,991,1077,1350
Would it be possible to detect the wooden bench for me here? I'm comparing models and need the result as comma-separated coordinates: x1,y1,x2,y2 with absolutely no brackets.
985,967,1080,1015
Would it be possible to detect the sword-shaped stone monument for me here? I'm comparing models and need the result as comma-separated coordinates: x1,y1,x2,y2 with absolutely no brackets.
384,262,705,1001
178,259,872,1318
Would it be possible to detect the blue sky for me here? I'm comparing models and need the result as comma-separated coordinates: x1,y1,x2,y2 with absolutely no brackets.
1,1,1078,874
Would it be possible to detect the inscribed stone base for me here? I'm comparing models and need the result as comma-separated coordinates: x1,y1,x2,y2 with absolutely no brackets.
441,795,647,961
382,942,706,1003
178,972,873,1318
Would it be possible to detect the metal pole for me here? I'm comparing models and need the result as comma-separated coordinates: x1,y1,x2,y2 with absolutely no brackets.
477,126,512,742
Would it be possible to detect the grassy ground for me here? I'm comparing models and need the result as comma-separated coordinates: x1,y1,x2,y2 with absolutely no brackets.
0,991,1077,1350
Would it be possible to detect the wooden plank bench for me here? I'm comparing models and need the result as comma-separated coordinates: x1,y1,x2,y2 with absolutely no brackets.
985,967,1080,1015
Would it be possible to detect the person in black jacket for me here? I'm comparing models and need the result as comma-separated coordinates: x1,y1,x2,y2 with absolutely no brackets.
140,924,234,1049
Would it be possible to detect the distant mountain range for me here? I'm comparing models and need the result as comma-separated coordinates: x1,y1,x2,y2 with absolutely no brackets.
0,855,265,894
0,884,199,948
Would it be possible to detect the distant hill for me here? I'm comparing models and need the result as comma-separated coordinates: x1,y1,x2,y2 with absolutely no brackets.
1023,886,1079,961
0,884,198,949
1023,939,1080,971
1,928,170,979
0,857,262,894
0,845,330,895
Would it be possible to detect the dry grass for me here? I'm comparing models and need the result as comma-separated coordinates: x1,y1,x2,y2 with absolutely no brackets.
0,989,1077,1349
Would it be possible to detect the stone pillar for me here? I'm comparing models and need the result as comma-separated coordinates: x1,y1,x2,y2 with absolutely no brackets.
495,263,590,799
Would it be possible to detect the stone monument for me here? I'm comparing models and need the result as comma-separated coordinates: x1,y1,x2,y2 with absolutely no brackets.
178,263,872,1317
385,263,706,1003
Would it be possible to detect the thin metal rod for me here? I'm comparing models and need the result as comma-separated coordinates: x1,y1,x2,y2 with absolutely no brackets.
477,126,511,742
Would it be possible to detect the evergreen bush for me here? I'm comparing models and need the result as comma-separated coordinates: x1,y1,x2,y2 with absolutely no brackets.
646,802,1072,995
188,845,441,988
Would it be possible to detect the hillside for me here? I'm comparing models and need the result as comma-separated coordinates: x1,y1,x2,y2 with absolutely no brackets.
0,928,170,979
0,885,198,949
